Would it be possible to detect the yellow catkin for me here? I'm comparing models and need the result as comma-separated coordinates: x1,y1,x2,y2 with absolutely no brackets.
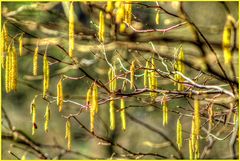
30,98,37,135
177,47,185,91
5,54,10,93
18,33,24,56
176,118,182,150
57,79,63,112
208,104,213,127
233,112,237,125
223,15,234,65
155,10,160,25
69,2,74,57
144,60,149,88
106,1,114,12
65,119,71,150
21,153,27,160
189,138,193,160
90,104,95,133
120,98,126,131
150,58,157,98
110,97,115,130
44,104,50,132
124,1,132,24
162,96,168,126
194,99,200,137
11,45,17,91
99,11,105,42
108,68,113,91
43,52,49,98
116,3,125,24
33,44,38,76
119,23,126,33
108,66,117,92
191,119,196,152
130,60,135,89
1,23,8,69
92,82,99,113
86,86,92,106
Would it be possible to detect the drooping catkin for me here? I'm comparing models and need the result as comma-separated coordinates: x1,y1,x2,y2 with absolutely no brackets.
86,86,93,107
189,138,193,160
18,33,24,56
177,47,185,91
194,99,200,137
176,118,182,150
108,66,117,92
65,119,71,150
57,78,63,112
1,23,8,69
43,52,49,98
69,2,74,57
90,103,95,133
116,3,125,24
124,2,132,24
130,60,135,89
208,104,213,127
109,97,115,130
92,82,99,113
144,60,149,88
5,54,10,93
191,119,196,151
155,10,160,25
106,1,114,12
162,96,168,126
44,104,50,132
11,45,17,91
150,58,157,98
98,11,105,42
33,44,39,76
30,97,37,135
222,15,234,65
86,85,95,133
120,98,126,131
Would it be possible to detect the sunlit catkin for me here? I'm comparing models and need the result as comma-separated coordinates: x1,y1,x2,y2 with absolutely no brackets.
5,54,10,93
98,11,105,42
194,99,200,137
86,86,93,107
69,2,74,57
120,98,126,131
144,60,149,88
116,3,125,24
223,15,234,65
125,2,132,24
155,10,160,25
44,104,50,132
30,97,37,135
33,44,38,76
43,52,49,98
176,118,182,150
189,138,193,159
57,79,63,112
130,60,135,89
18,33,24,56
109,97,115,130
11,45,18,91
162,96,168,126
150,58,157,98
92,82,99,113
106,1,114,12
1,23,8,69
65,119,71,150
177,47,185,91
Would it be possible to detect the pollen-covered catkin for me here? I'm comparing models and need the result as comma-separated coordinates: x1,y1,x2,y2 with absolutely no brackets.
116,3,125,24
1,23,8,69
176,118,182,150
44,104,50,132
189,138,193,159
144,60,149,88
155,10,160,25
98,11,105,42
33,44,38,76
109,97,115,130
130,60,135,89
223,15,234,65
86,86,92,106
65,119,71,150
69,2,74,57
30,97,37,135
11,45,17,91
106,1,114,12
18,33,24,56
92,82,99,113
125,2,132,24
5,54,10,93
177,47,185,91
162,96,168,126
57,79,63,112
43,52,49,98
194,99,200,137
120,98,126,131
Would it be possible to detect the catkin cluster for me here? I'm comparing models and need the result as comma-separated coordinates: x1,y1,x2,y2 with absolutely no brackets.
174,47,185,91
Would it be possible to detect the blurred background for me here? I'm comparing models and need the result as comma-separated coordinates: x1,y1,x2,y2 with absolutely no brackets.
1,1,239,159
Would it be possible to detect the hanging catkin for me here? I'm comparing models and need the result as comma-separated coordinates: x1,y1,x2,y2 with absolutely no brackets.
98,11,105,42
109,97,115,130
30,96,37,135
5,54,10,93
65,119,71,150
125,1,132,24
130,60,135,89
18,33,24,56
106,1,114,12
108,66,117,92
120,98,126,131
144,60,149,88
92,82,99,113
162,96,168,126
43,52,49,98
1,23,8,69
57,78,63,112
194,99,200,137
189,138,193,160
176,118,182,150
155,10,160,25
44,104,50,132
33,44,39,76
177,47,185,91
150,58,157,98
11,45,17,91
116,3,125,24
86,86,93,107
69,2,74,57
